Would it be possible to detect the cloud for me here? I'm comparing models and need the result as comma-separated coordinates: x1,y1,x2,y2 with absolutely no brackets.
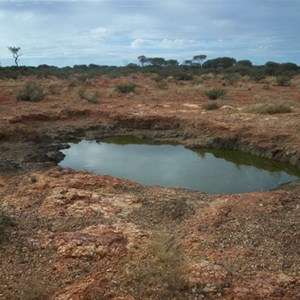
130,38,196,50
0,0,299,66
89,27,112,39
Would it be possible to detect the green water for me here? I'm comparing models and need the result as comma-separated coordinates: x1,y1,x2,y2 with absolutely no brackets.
59,136,300,194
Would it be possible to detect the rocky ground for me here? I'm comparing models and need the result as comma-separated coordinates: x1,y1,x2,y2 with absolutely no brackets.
0,74,300,299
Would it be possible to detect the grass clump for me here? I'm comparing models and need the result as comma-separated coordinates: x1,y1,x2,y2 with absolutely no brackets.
202,102,220,110
128,232,187,299
242,102,292,114
115,83,137,94
204,87,227,100
16,81,45,102
78,88,100,103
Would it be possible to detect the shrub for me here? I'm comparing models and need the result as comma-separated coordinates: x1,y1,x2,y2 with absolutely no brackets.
0,210,12,232
204,88,227,100
242,103,292,114
17,81,45,102
223,73,240,85
128,232,187,298
202,102,220,110
115,83,137,94
276,76,291,86
175,72,193,81
77,89,100,104
48,83,63,95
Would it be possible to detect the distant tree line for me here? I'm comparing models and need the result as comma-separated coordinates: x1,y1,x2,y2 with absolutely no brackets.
137,54,207,68
0,50,299,80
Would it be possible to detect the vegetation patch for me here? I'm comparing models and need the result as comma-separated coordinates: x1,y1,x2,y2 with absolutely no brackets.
204,87,227,100
115,83,137,94
0,210,11,229
202,102,220,110
48,83,63,95
242,102,292,114
127,232,187,299
276,76,291,86
16,81,45,102
223,73,240,85
78,88,100,103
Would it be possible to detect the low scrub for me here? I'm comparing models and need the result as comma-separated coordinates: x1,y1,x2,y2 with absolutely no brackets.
223,73,240,85
204,88,227,100
242,102,292,114
128,232,187,299
276,76,291,86
202,102,220,110
174,72,193,81
78,88,100,103
48,83,63,95
0,210,12,232
115,83,137,94
16,81,45,102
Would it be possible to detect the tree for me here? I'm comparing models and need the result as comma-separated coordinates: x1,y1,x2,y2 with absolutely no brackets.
184,60,193,66
165,59,179,66
192,54,207,67
147,57,166,67
138,55,148,67
265,61,280,76
8,47,21,66
202,57,236,69
237,60,252,67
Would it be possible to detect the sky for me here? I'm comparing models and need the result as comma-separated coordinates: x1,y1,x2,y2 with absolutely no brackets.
0,0,299,67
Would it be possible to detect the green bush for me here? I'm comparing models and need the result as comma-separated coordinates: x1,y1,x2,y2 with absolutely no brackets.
202,102,220,110
174,72,193,81
242,103,292,114
115,83,137,94
204,88,227,100
17,81,45,102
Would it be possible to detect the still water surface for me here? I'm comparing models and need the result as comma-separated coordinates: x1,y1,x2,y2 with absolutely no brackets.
59,137,300,194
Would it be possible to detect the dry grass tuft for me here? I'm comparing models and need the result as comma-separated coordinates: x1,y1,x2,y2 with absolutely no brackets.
115,83,137,94
78,88,100,103
242,102,292,114
202,102,220,110
127,232,187,299
204,88,227,100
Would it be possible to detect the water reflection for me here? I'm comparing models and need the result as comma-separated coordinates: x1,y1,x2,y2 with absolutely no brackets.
59,138,300,194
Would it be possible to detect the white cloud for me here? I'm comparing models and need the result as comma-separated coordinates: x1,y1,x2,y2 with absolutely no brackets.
89,27,111,39
131,38,196,50
130,39,153,49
